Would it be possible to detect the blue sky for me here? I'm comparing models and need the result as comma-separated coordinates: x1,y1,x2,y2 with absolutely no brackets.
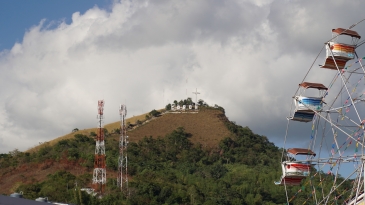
0,0,112,51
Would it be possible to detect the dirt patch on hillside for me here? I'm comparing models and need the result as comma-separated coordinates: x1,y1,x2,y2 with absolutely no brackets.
125,108,232,148
0,158,118,195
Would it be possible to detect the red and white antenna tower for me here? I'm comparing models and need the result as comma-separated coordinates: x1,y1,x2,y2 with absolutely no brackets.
92,100,106,194
117,104,129,195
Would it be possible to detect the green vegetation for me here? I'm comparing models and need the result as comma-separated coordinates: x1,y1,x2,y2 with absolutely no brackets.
149,109,161,118
145,109,161,120
0,105,352,204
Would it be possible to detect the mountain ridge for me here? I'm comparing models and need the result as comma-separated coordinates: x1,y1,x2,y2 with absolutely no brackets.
1,105,333,204
0,106,233,196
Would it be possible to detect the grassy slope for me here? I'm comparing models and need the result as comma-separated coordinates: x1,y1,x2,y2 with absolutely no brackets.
124,108,232,148
27,108,229,152
1,108,231,194
26,111,152,153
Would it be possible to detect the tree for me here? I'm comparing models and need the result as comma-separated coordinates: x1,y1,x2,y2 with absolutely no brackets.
210,164,227,179
165,103,171,110
9,149,20,157
149,109,161,117
72,128,79,133
187,97,193,105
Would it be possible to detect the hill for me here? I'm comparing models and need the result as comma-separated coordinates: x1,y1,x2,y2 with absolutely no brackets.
0,107,232,196
27,107,231,154
116,108,232,148
26,111,152,153
0,104,349,204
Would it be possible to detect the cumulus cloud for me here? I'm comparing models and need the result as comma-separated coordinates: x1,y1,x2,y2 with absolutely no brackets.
1,0,365,153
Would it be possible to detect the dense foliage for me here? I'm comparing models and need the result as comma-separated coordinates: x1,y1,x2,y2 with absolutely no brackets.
0,111,353,204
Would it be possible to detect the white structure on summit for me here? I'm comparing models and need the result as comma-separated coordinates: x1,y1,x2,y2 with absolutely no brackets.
192,88,200,110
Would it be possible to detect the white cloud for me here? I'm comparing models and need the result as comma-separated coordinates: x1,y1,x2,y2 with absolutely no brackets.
1,0,365,153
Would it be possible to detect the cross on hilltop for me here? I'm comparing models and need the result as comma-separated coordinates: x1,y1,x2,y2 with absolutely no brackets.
192,88,200,106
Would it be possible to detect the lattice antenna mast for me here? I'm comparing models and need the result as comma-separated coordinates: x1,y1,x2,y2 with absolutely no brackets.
92,100,106,195
117,104,129,195
192,88,200,106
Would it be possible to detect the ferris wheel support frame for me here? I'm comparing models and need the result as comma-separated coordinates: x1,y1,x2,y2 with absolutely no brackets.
327,43,362,123
316,166,360,204
290,99,364,147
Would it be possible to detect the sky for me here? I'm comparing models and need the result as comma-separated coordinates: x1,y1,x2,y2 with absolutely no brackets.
0,1,114,51
1,0,365,176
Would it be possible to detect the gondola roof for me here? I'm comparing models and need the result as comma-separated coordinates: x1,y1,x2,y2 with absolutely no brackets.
287,148,316,156
332,28,361,39
299,82,328,90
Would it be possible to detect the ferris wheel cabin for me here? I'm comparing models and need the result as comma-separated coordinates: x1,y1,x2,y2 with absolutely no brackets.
346,192,365,205
289,82,327,122
321,28,361,70
275,148,316,186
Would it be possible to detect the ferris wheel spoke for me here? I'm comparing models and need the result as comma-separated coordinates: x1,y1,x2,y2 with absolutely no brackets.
318,166,360,204
328,114,342,159
326,49,361,122
311,110,363,147
354,52,365,75
325,99,363,112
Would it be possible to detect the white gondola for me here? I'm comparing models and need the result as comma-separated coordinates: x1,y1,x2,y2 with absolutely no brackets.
346,192,365,205
275,148,316,186
289,82,327,122
321,28,361,70
295,96,323,112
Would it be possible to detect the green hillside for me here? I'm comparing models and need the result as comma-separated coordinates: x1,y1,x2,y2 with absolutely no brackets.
0,103,351,204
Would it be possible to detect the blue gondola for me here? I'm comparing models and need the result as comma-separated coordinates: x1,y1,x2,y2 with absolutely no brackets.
289,82,327,122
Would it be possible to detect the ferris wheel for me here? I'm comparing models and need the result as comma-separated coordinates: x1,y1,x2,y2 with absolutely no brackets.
277,21,365,205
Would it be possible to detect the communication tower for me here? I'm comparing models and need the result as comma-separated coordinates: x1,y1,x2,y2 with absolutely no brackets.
117,104,129,195
92,100,106,194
